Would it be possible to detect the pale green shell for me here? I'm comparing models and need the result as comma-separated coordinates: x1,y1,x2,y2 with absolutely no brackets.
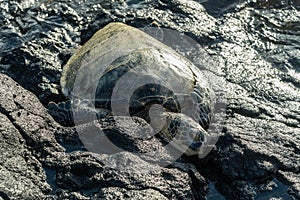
60,22,213,130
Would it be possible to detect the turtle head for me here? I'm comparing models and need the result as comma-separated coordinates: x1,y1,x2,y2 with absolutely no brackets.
156,112,207,156
171,122,207,156
184,128,207,155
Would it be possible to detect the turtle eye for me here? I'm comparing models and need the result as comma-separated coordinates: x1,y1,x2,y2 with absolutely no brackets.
196,130,205,142
189,141,202,151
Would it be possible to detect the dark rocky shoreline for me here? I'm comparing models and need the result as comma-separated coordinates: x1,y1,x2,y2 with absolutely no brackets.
0,0,299,199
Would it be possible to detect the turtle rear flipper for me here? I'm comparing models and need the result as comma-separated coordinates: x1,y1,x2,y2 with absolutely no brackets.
48,99,112,127
48,100,74,126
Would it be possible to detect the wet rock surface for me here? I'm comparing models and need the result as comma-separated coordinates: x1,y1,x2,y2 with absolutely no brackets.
0,0,299,199
0,73,207,199
0,112,49,199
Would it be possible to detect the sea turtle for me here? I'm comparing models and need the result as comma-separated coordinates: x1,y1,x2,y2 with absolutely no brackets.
48,22,215,156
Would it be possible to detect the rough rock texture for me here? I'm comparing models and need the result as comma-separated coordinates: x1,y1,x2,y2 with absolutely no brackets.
205,3,300,199
0,73,206,199
0,73,62,199
0,112,49,199
0,0,299,199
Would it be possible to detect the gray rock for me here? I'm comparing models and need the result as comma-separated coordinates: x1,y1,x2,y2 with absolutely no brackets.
0,0,299,199
0,73,206,199
98,187,168,200
0,73,65,156
54,152,206,199
0,112,49,199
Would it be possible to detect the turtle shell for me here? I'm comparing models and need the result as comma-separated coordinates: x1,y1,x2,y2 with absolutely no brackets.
60,22,214,129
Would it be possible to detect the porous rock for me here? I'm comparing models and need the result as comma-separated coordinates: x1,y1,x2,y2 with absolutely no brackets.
0,0,299,199
0,73,207,199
